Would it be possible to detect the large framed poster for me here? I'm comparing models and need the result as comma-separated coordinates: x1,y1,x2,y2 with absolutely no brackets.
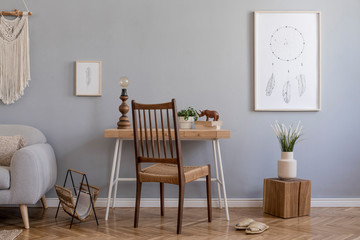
254,11,321,111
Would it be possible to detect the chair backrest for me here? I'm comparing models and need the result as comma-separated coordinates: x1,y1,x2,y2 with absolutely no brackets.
131,99,184,182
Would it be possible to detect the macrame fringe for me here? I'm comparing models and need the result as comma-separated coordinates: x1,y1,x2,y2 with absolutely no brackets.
0,14,31,105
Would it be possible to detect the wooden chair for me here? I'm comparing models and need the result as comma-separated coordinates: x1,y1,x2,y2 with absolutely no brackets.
131,99,212,234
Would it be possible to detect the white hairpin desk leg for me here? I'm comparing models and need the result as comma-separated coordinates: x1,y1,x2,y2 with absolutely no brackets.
212,140,223,209
105,139,120,221
112,140,123,208
216,139,229,221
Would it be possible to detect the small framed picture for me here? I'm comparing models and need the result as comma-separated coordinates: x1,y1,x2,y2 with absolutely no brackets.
75,61,102,96
254,11,321,111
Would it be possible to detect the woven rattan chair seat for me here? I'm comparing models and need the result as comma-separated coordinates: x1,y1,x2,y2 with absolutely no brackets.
139,163,209,184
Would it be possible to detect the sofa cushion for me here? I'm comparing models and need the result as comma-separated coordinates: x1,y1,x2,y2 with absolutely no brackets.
0,166,10,190
0,135,25,166
0,125,46,146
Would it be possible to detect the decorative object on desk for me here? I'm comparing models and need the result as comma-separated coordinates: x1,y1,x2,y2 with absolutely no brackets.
196,110,219,121
75,61,102,96
0,6,31,105
195,120,222,130
117,76,131,129
177,107,198,129
271,121,303,179
254,11,321,111
55,169,99,229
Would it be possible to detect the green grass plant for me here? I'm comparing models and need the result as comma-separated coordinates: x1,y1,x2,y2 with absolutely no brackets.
177,107,198,121
271,121,303,152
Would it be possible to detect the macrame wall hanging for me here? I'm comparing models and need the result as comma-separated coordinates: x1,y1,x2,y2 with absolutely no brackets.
0,0,32,105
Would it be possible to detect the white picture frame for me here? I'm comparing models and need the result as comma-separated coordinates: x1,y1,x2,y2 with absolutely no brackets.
254,11,321,111
75,61,102,96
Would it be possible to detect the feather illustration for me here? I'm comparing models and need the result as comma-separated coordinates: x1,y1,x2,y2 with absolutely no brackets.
296,74,306,97
85,67,91,87
265,73,275,96
282,81,291,104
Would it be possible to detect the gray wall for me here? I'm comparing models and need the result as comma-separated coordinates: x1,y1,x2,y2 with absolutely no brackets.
1,0,360,199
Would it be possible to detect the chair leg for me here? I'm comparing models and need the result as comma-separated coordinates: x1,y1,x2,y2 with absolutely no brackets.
134,180,142,228
41,195,48,209
177,183,185,234
160,183,164,216
20,204,29,229
206,165,212,222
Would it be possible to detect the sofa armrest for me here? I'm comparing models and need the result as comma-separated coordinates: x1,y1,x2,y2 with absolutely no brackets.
10,144,57,204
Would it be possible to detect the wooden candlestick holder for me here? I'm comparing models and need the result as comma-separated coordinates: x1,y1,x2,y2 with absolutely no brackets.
117,95,131,129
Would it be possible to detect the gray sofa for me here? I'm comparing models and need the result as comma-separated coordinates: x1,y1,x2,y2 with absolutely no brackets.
0,125,57,229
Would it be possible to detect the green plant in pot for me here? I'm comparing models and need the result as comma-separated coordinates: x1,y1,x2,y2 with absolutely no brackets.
177,107,198,129
271,121,303,179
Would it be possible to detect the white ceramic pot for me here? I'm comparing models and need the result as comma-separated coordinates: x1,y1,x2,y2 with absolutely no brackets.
278,152,297,179
179,116,194,129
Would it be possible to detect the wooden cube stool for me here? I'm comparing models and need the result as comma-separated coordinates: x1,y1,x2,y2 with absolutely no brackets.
263,178,311,218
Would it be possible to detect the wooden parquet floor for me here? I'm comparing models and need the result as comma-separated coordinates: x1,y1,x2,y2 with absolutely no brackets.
1,207,360,239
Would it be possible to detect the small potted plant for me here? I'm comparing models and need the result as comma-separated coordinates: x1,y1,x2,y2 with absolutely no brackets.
177,107,198,129
271,121,303,179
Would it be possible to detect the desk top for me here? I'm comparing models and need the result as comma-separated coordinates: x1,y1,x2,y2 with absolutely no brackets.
104,128,231,140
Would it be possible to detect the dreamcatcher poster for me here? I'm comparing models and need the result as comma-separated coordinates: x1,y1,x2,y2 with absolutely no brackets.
254,11,321,111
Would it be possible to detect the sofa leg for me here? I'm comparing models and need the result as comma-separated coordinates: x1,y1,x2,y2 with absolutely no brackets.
41,195,48,209
20,204,30,229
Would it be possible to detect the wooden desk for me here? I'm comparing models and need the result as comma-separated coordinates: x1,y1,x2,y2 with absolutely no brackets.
104,128,231,221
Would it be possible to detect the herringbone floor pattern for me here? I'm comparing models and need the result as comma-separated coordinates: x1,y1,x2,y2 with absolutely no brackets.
1,207,360,239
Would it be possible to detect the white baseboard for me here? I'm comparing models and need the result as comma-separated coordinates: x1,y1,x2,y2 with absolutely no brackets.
310,198,360,207
25,197,360,208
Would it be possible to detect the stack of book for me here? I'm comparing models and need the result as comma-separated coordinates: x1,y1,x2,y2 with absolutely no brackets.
195,121,222,130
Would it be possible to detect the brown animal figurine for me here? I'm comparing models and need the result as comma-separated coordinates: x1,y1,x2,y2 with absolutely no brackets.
196,110,219,121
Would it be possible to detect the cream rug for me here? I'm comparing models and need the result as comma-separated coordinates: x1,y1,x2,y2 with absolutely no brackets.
0,229,23,240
